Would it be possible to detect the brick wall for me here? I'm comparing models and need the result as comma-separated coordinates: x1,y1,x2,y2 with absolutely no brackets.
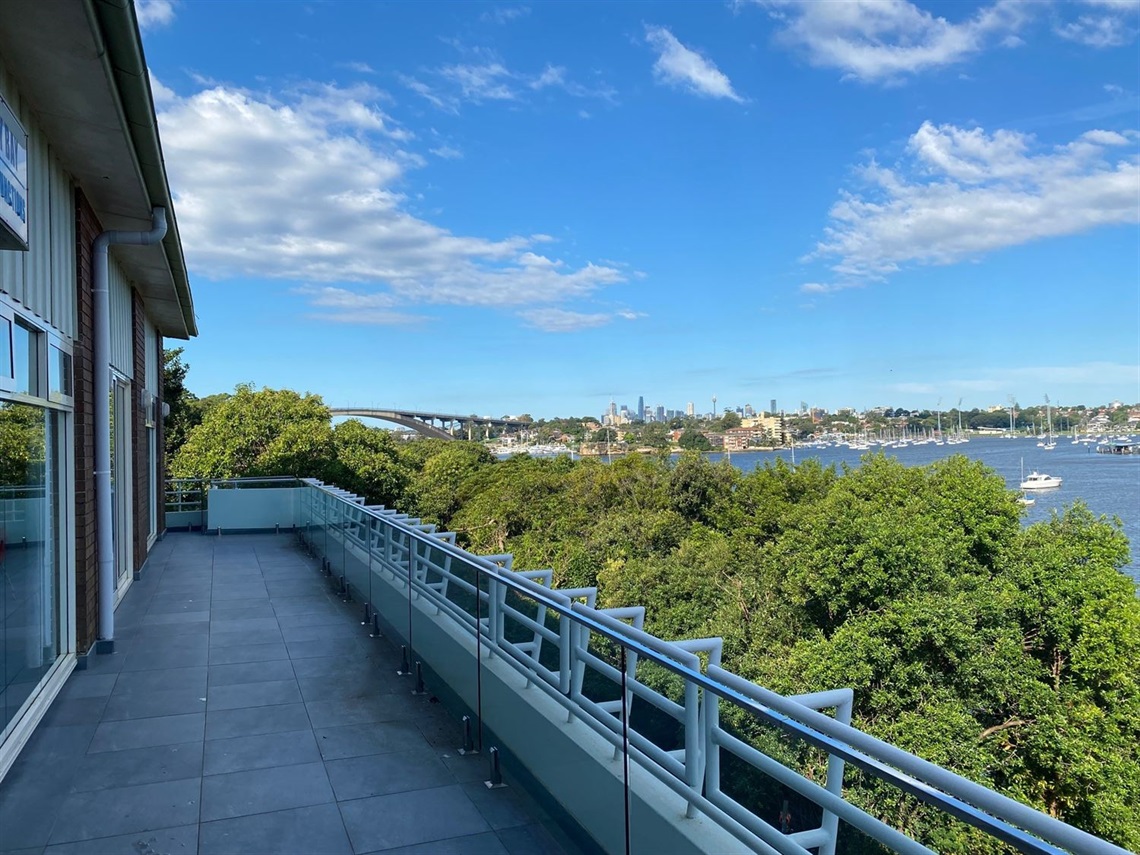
74,190,99,653
131,289,148,573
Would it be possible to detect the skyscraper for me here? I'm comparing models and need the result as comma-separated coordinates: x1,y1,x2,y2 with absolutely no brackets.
686,402,695,417
637,395,644,421
770,399,777,416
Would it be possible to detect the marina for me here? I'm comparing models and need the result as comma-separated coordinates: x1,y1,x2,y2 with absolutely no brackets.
707,436,1140,584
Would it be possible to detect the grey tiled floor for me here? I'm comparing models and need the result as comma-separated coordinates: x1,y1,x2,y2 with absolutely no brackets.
0,533,571,855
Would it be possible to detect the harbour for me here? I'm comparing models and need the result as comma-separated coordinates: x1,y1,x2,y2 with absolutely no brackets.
706,436,1140,583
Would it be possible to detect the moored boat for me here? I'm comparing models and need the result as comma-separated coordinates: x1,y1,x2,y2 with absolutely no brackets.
1020,471,1062,490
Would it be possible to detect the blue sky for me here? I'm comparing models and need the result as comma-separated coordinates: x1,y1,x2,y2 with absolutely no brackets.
138,0,1139,419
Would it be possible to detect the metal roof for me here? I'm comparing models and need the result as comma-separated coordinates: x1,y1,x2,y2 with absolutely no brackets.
0,0,196,338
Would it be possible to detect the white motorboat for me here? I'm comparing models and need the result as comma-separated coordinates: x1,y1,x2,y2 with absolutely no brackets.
1020,471,1062,490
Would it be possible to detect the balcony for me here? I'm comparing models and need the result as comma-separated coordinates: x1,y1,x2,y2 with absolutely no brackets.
0,478,1129,855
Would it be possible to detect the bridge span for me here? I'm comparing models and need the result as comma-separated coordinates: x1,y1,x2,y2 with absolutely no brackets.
330,408,528,441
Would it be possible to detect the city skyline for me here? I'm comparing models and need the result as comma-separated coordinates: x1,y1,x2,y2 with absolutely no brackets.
140,0,1140,416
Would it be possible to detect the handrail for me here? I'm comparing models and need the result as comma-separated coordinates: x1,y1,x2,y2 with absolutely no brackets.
226,477,1130,855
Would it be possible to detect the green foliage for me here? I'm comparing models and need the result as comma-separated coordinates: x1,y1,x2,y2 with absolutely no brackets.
0,403,45,486
407,441,494,525
677,427,711,450
720,410,742,430
428,448,1140,851
171,385,334,480
162,348,200,463
162,381,1139,849
327,419,410,508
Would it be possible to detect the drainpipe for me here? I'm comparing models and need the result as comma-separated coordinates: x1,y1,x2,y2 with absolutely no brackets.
94,207,167,653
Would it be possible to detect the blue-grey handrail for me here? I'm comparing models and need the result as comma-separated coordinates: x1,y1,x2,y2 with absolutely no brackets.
300,477,1128,855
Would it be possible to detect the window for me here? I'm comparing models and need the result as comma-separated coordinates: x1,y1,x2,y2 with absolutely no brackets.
48,344,71,401
0,316,10,381
12,319,40,397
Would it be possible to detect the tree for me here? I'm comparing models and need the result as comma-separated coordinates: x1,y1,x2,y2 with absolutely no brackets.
720,411,742,430
162,348,200,463
640,420,671,450
327,419,411,507
409,441,494,525
677,428,711,451
0,403,45,486
171,385,336,481
593,427,619,444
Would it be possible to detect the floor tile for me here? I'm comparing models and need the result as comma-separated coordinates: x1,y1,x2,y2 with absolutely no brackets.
203,729,320,775
200,761,333,822
207,641,288,665
273,596,340,616
111,666,207,695
313,720,422,761
211,604,277,621
88,713,205,753
48,778,201,844
275,610,348,628
496,823,567,855
325,748,454,800
208,627,283,649
207,679,302,711
42,824,198,855
207,617,280,634
69,742,203,792
286,637,369,660
207,659,295,687
198,803,351,855
55,673,118,701
204,703,312,741
39,696,109,727
338,784,489,852
365,831,510,855
304,694,415,730
140,611,210,626
102,685,207,721
119,646,209,672
461,782,534,831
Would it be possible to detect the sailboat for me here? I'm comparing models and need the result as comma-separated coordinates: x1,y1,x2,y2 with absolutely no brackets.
1042,396,1056,451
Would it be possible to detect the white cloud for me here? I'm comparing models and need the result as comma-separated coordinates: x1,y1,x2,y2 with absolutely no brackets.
1055,14,1136,47
481,6,531,24
340,61,376,74
439,63,517,102
429,145,463,160
799,282,844,294
404,56,615,110
889,361,1140,396
810,121,1139,283
645,26,743,102
155,82,627,321
519,307,640,332
136,0,176,30
1054,0,1139,47
754,0,1028,83
399,76,457,113
148,71,176,106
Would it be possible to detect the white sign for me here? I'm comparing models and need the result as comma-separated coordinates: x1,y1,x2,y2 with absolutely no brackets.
0,95,28,251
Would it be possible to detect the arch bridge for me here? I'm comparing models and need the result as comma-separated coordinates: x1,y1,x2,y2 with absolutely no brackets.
330,408,528,441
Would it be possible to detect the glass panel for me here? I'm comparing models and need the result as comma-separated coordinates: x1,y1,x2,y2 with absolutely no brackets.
48,345,71,400
12,321,39,396
0,402,62,733
0,316,11,379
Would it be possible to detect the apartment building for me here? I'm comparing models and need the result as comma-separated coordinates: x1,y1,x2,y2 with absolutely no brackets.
0,0,195,777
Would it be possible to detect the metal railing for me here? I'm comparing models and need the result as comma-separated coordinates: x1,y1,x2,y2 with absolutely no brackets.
284,478,1127,855
164,478,207,513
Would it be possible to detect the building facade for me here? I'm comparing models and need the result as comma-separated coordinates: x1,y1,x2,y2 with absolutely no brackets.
0,0,195,778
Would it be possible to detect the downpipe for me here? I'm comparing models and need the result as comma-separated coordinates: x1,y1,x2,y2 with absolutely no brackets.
94,207,167,653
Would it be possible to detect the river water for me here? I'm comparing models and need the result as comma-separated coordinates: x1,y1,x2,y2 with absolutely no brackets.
705,437,1140,584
